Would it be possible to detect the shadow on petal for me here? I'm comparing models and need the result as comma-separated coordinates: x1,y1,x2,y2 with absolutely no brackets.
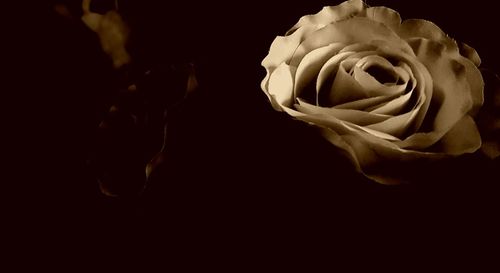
477,69,500,159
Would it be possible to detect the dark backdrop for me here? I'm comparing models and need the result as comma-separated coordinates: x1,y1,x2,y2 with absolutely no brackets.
22,0,500,268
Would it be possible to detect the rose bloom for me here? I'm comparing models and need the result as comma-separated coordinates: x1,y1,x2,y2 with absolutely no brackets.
261,0,484,184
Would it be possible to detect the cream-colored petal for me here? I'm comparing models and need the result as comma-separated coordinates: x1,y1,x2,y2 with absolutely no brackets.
267,63,297,110
360,6,402,32
294,43,345,99
458,42,481,67
367,109,419,138
333,94,401,110
316,51,367,105
409,38,474,133
289,17,414,67
261,24,321,92
399,21,483,116
338,42,378,54
328,59,368,106
294,106,400,141
456,56,484,116
295,98,392,126
398,19,458,54
362,48,434,148
368,89,413,115
433,115,482,155
321,126,444,185
287,0,366,35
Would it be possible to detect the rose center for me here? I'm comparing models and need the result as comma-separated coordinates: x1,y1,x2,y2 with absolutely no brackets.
364,65,399,85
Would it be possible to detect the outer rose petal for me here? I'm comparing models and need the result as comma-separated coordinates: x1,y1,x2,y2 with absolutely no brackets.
262,24,322,96
267,63,296,110
287,0,365,34
408,38,475,139
320,127,445,185
397,19,484,116
361,7,402,32
459,42,481,67
456,56,484,116
295,99,392,126
289,17,414,67
434,115,482,155
398,19,458,55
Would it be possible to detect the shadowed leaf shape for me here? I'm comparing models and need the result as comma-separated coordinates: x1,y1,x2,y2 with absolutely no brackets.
93,64,198,198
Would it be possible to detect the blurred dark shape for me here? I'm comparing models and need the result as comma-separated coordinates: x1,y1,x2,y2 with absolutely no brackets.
478,69,500,159
91,63,198,198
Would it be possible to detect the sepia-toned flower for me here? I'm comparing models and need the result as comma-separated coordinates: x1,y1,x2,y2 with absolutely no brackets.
261,0,485,184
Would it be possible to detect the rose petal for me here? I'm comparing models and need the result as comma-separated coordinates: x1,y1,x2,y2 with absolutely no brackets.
294,43,345,99
398,21,484,116
328,59,368,106
352,66,407,96
267,62,297,110
367,108,419,138
458,42,481,67
294,107,400,141
410,38,474,130
396,38,477,151
456,56,484,116
333,94,401,110
287,0,365,35
361,7,402,32
338,42,378,54
320,127,444,184
368,89,413,115
316,51,362,92
261,24,322,93
433,115,482,155
398,19,458,54
289,17,414,67
295,98,391,126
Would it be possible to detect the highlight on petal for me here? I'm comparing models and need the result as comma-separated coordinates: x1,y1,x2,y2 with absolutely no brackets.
261,24,321,92
295,98,391,126
287,0,366,35
267,63,297,110
294,43,345,99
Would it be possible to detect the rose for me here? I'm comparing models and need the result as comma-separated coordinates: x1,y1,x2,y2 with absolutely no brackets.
261,0,484,184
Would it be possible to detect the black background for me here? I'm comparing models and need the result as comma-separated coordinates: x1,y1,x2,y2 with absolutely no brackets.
17,0,500,268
